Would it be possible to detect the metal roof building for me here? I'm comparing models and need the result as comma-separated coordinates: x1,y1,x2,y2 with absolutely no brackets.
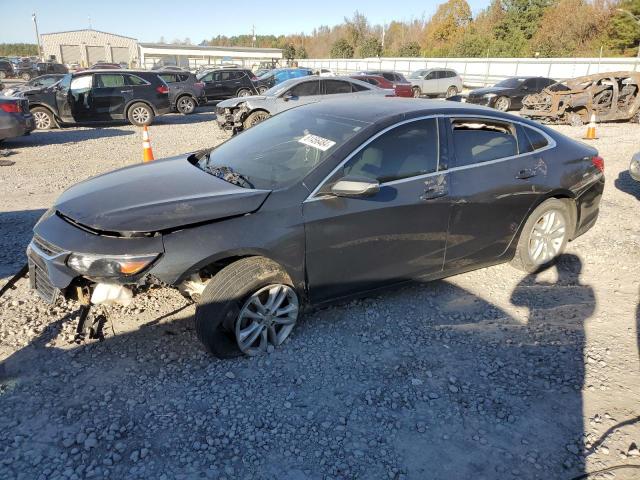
138,43,283,70
41,29,139,67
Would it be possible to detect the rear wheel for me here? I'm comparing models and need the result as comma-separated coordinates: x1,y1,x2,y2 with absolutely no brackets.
127,102,154,126
31,107,55,130
0,71,6,79
446,86,458,98
511,199,572,273
412,86,422,98
176,95,196,114
195,257,300,358
21,72,32,81
237,89,251,97
494,96,511,112
243,110,270,129
257,86,268,94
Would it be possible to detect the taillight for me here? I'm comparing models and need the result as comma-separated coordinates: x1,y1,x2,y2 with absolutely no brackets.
591,155,604,172
156,85,169,94
194,82,204,88
0,103,20,113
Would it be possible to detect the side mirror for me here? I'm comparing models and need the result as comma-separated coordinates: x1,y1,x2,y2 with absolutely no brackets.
331,177,380,198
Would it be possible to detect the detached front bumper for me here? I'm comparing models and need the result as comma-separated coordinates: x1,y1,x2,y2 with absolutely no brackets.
215,106,246,130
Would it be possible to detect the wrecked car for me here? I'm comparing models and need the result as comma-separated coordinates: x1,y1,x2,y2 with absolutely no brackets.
28,98,604,357
216,76,393,133
521,71,640,126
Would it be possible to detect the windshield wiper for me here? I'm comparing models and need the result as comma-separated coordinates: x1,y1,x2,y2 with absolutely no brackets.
205,164,254,189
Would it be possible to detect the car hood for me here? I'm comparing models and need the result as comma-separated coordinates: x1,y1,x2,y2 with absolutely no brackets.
54,154,271,234
217,96,268,108
469,87,511,97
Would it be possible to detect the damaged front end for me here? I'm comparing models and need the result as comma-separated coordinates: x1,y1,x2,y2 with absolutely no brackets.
521,71,640,125
216,103,250,132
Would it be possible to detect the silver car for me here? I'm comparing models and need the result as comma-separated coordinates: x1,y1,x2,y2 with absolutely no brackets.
216,76,393,133
408,68,463,98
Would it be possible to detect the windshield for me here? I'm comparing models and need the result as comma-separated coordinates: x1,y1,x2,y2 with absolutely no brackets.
197,108,371,190
408,70,424,79
495,78,526,88
258,70,274,80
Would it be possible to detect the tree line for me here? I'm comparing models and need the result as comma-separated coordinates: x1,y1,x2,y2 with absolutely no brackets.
205,0,640,58
0,43,39,57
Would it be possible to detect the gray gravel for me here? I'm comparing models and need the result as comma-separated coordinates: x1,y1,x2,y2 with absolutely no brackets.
1,110,639,479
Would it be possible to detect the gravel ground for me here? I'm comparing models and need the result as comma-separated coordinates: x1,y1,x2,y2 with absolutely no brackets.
0,108,639,480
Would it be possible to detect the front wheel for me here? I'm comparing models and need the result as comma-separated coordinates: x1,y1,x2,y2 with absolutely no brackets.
127,102,155,126
243,110,270,129
511,199,573,273
494,96,511,112
412,86,422,98
21,72,32,81
176,96,196,114
31,107,56,130
237,89,251,97
195,257,300,358
446,86,458,98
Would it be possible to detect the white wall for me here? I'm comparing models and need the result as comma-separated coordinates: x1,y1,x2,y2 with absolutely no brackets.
297,57,640,87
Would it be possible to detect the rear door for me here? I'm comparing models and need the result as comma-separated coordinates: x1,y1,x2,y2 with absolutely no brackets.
322,79,355,99
66,74,94,122
303,117,451,302
273,78,322,114
201,71,223,99
443,116,550,270
92,73,131,120
219,70,238,97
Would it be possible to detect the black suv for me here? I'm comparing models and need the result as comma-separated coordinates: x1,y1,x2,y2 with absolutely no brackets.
0,59,14,79
15,62,68,81
21,70,171,130
158,71,206,114
196,68,258,100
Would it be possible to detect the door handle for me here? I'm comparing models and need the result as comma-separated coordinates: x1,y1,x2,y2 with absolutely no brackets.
516,169,536,180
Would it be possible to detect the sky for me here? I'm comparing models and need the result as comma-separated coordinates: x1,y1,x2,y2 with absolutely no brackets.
0,0,491,44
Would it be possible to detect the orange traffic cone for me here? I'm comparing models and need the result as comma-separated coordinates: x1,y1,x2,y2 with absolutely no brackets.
583,112,598,140
142,126,155,162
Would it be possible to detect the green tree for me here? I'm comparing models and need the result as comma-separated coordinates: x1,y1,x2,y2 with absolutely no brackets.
396,41,422,57
330,38,354,58
282,43,296,60
295,46,308,59
609,0,640,55
358,37,382,57
0,43,38,56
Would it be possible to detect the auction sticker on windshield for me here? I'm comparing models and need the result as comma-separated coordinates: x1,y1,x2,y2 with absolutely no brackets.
298,134,336,152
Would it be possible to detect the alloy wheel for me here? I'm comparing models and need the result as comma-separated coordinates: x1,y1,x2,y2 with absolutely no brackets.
33,111,51,130
237,89,250,97
131,106,150,124
495,97,510,111
177,97,195,114
527,209,567,265
234,284,299,356
446,87,457,98
250,112,269,126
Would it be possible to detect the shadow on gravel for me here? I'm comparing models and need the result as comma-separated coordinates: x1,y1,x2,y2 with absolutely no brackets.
614,170,640,201
0,254,604,479
0,208,45,280
4,128,134,147
155,111,216,126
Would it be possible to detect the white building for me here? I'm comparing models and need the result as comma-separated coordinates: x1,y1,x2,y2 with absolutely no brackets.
41,29,139,67
138,43,283,70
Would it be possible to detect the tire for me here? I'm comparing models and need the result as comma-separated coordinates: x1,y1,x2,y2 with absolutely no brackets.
0,71,6,79
243,110,270,129
494,96,511,112
31,107,56,130
257,86,268,94
511,198,573,273
21,72,32,81
412,86,422,98
446,86,458,98
195,257,300,358
176,95,196,115
127,102,155,126
237,89,251,97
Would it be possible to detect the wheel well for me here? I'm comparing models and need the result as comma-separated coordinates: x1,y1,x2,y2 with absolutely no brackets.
176,93,195,101
196,254,294,287
550,194,578,238
126,100,155,116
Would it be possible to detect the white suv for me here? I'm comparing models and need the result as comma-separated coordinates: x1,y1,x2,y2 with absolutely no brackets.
408,68,463,98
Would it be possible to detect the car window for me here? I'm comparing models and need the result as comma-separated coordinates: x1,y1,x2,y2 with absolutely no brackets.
177,73,190,82
159,73,177,83
288,79,321,97
274,71,289,83
330,119,439,185
70,75,92,93
219,71,233,81
127,75,149,86
451,119,518,166
351,82,370,92
200,72,214,82
424,71,437,80
523,126,549,150
95,74,126,88
324,80,352,94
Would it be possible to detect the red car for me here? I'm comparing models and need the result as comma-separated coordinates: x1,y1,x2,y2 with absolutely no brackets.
351,74,413,98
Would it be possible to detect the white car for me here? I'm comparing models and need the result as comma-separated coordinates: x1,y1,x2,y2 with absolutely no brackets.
317,68,336,77
408,68,463,98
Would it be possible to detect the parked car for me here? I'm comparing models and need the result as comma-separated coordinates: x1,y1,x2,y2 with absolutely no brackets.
253,68,314,94
350,74,413,98
408,68,463,98
27,98,604,357
630,152,640,181
0,96,34,141
14,62,68,81
521,71,640,126
465,77,557,111
89,63,122,70
155,66,188,72
196,68,259,101
158,71,206,114
316,68,336,77
216,76,392,132
1,74,65,97
358,70,410,85
20,70,170,130
0,60,14,79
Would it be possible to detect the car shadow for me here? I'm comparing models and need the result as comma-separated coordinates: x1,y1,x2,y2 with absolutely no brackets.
4,128,134,147
0,251,600,479
614,170,640,201
154,110,216,125
0,209,45,279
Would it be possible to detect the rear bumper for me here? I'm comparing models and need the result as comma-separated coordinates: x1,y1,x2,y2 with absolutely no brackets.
0,113,35,140
573,175,605,240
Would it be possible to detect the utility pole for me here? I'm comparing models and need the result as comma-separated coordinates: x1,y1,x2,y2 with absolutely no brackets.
32,13,42,60
252,25,256,48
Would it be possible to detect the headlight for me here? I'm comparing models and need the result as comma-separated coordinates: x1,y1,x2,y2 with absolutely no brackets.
484,93,497,98
67,253,159,277
630,154,640,181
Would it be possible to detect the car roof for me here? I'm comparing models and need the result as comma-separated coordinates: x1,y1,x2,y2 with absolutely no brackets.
72,69,157,75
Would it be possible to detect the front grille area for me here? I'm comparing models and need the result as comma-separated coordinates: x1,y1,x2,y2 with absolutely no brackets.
32,235,63,257
28,258,59,304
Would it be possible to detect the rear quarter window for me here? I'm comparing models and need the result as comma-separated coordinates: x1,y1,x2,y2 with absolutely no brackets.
523,126,549,150
451,119,518,167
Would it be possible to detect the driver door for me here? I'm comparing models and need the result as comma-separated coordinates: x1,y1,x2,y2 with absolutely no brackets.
272,78,322,114
303,117,451,302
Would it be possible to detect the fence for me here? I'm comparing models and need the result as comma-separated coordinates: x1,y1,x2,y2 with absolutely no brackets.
297,57,640,87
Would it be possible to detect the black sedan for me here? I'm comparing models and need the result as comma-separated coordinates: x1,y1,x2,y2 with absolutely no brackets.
466,77,556,111
28,98,604,357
